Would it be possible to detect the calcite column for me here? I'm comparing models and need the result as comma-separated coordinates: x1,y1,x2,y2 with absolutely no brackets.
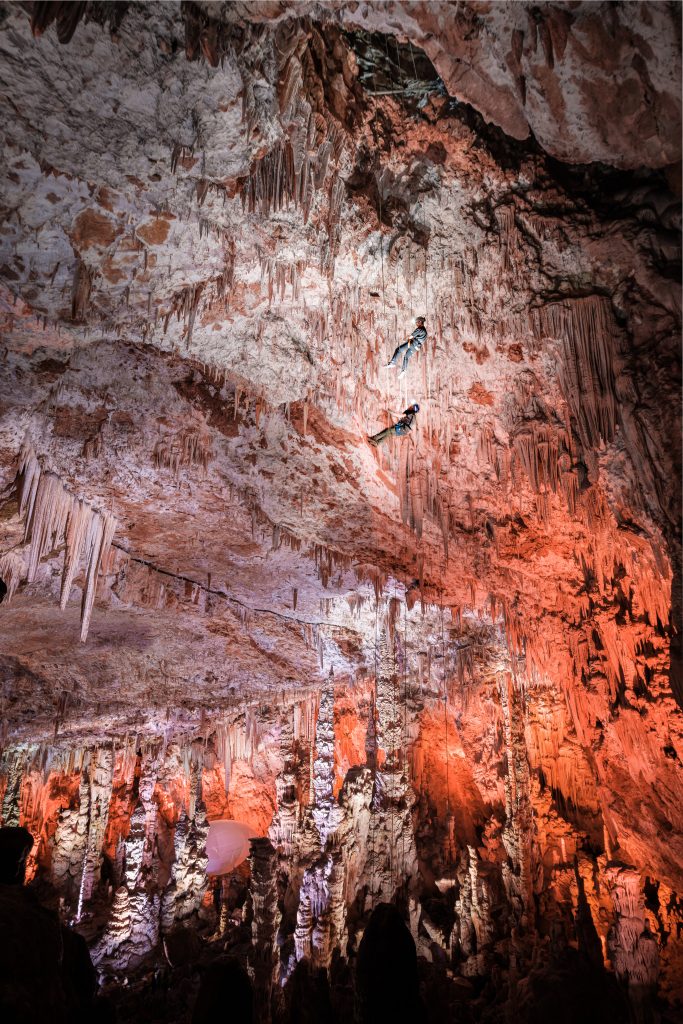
293,847,346,969
0,750,23,826
312,680,341,847
371,624,418,902
92,802,147,967
375,630,403,784
269,709,300,854
573,858,603,968
52,767,90,903
76,746,114,917
249,837,281,1023
322,848,346,964
499,674,535,928
161,762,209,930
92,746,169,969
607,866,659,1015
453,844,496,976
138,745,161,872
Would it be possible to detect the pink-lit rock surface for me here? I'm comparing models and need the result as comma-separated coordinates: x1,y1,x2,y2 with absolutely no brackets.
0,3,680,1021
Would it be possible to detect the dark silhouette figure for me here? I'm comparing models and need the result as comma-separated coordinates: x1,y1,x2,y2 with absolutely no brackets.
0,825,99,1023
515,919,629,1024
286,958,337,1024
0,826,33,884
355,903,424,1024
192,958,254,1024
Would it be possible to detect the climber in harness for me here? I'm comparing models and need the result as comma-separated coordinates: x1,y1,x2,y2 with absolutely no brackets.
367,403,419,447
385,316,427,378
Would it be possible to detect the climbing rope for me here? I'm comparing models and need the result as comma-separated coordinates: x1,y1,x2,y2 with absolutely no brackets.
378,178,387,325
369,590,379,909
402,555,409,881
389,578,398,895
441,591,451,831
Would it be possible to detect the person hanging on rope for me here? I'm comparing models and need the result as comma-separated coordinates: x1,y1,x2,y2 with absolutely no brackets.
385,316,427,378
367,403,419,447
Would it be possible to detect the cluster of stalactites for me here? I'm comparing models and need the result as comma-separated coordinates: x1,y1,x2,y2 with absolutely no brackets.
12,447,117,640
153,428,214,478
214,712,263,795
534,296,620,451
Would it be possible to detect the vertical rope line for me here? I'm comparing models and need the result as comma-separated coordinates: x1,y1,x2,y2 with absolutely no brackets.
408,38,419,84
378,181,386,324
390,584,397,895
371,591,379,909
441,594,451,840
402,559,409,881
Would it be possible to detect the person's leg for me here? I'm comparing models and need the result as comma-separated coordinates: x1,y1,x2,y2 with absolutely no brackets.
368,427,392,446
401,343,417,373
388,341,409,367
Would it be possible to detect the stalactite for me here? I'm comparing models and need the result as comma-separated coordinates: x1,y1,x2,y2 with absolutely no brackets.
71,258,93,321
537,296,620,450
31,1,87,43
14,448,117,640
0,551,24,603
153,429,213,478
214,714,262,796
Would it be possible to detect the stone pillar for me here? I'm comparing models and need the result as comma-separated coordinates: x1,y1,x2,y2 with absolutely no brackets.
249,837,281,1023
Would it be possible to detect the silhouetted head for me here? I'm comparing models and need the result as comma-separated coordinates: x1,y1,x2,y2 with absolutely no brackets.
356,903,422,1023
192,958,253,1024
0,826,33,885
408,403,420,413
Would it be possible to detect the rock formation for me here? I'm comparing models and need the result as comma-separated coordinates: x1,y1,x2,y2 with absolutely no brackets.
0,2,680,1022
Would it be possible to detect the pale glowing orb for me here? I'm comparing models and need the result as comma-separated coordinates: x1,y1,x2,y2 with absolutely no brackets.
205,820,255,875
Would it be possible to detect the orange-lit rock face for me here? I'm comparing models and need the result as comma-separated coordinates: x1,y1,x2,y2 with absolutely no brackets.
0,3,681,1021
